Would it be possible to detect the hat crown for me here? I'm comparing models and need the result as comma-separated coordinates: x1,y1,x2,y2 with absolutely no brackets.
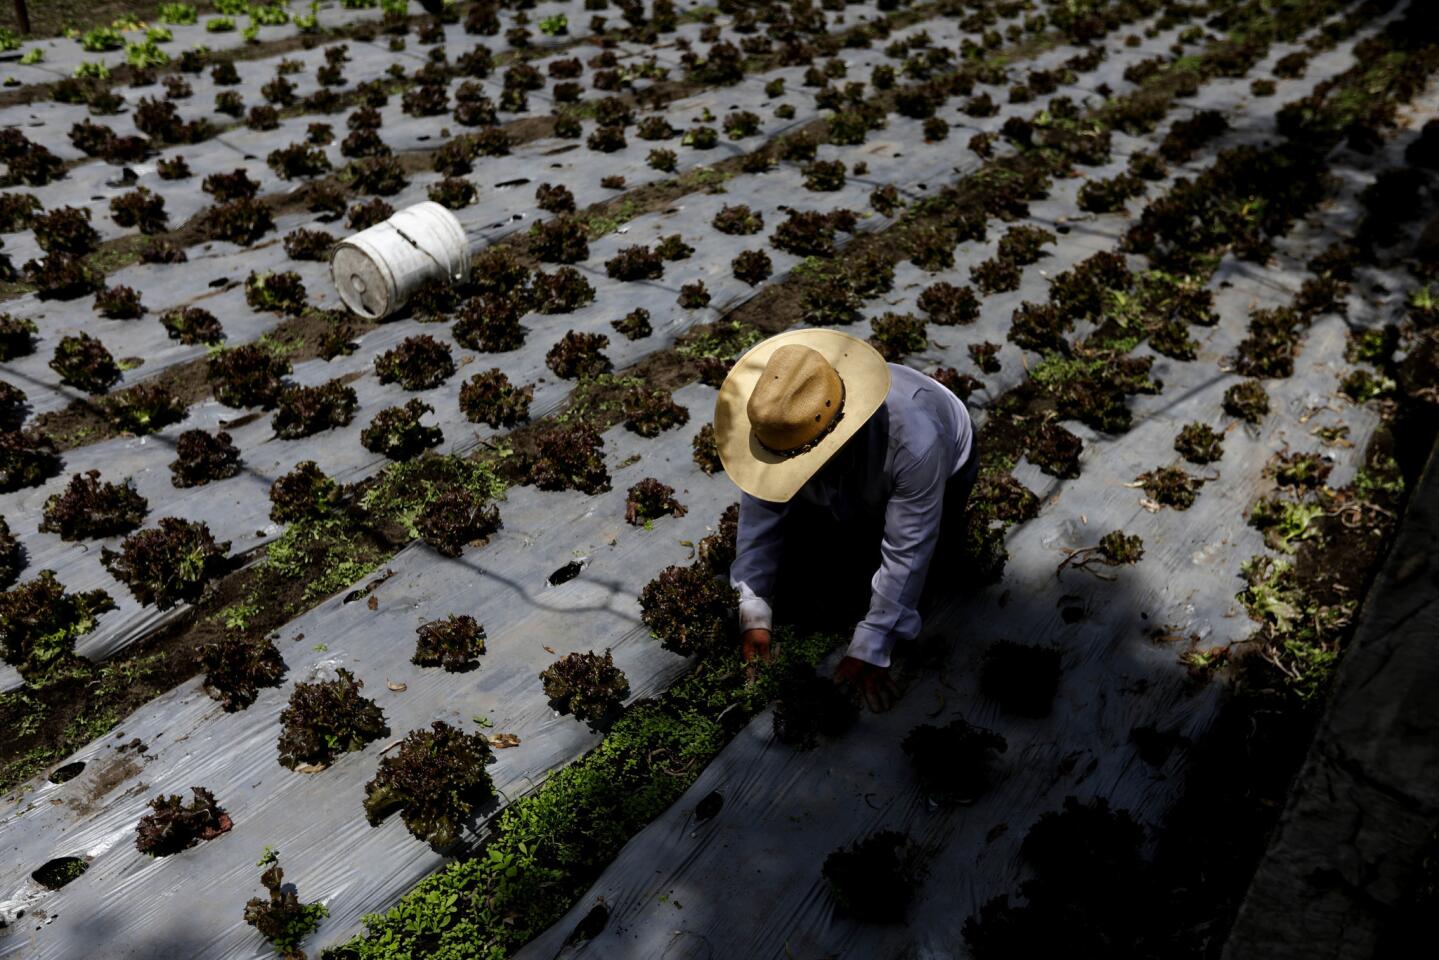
745,344,843,452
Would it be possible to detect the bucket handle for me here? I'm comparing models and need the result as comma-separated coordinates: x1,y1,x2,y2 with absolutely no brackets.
393,223,465,282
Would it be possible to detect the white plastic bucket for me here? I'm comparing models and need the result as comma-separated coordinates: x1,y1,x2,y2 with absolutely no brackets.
330,201,471,320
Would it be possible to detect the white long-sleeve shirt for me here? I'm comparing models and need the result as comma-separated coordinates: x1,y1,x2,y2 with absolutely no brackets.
729,364,973,667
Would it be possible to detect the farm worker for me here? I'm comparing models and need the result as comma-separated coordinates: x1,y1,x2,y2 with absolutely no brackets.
713,329,978,713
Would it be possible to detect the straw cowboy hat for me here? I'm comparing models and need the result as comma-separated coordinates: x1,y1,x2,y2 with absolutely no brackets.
714,329,891,502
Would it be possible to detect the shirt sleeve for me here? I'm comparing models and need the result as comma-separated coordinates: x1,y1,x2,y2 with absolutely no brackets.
847,441,950,668
729,493,789,633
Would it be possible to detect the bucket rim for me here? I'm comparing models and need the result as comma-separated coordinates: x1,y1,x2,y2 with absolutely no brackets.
331,237,399,320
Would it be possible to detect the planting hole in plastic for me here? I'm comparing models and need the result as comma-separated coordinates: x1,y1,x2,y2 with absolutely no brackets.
32,857,88,891
48,761,85,785
568,902,609,944
695,790,724,823
548,560,584,586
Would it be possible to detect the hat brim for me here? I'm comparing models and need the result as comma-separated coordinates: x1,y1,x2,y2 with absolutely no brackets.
713,329,891,503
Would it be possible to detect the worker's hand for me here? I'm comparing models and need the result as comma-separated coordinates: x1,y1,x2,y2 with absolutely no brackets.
832,656,898,713
740,627,773,664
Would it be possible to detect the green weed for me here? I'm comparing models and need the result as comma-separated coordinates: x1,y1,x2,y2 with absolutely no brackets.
345,629,837,958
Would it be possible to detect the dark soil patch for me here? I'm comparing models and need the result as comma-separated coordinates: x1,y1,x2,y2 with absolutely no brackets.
31,855,88,890
33,307,372,450
0,506,403,795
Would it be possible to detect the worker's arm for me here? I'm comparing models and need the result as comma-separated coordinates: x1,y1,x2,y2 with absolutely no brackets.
833,443,948,711
847,440,950,669
730,493,789,661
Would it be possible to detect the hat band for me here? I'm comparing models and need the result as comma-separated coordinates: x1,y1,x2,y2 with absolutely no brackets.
754,380,847,459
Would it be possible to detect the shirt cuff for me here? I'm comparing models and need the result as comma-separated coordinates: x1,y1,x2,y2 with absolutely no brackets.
738,596,773,633
846,624,893,669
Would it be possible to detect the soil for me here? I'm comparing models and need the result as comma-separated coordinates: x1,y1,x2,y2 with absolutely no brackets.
68,752,142,818
30,856,88,891
1130,723,1185,767
34,306,363,450
0,512,403,795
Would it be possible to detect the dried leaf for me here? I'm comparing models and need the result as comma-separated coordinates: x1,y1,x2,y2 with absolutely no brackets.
543,645,556,654
488,733,521,748
367,594,378,610
387,680,407,692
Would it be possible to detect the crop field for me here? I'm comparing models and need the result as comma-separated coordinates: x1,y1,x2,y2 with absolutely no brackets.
0,0,1437,957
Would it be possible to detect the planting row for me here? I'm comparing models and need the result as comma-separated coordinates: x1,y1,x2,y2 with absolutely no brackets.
349,0,1416,953
0,0,1162,680
514,5,1439,956
0,382,776,958
0,0,761,259
2,0,1427,955
0,3,381,89
0,0,889,262
0,0,988,417
0,0,1218,953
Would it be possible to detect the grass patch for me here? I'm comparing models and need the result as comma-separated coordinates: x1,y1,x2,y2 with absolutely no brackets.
339,628,837,959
